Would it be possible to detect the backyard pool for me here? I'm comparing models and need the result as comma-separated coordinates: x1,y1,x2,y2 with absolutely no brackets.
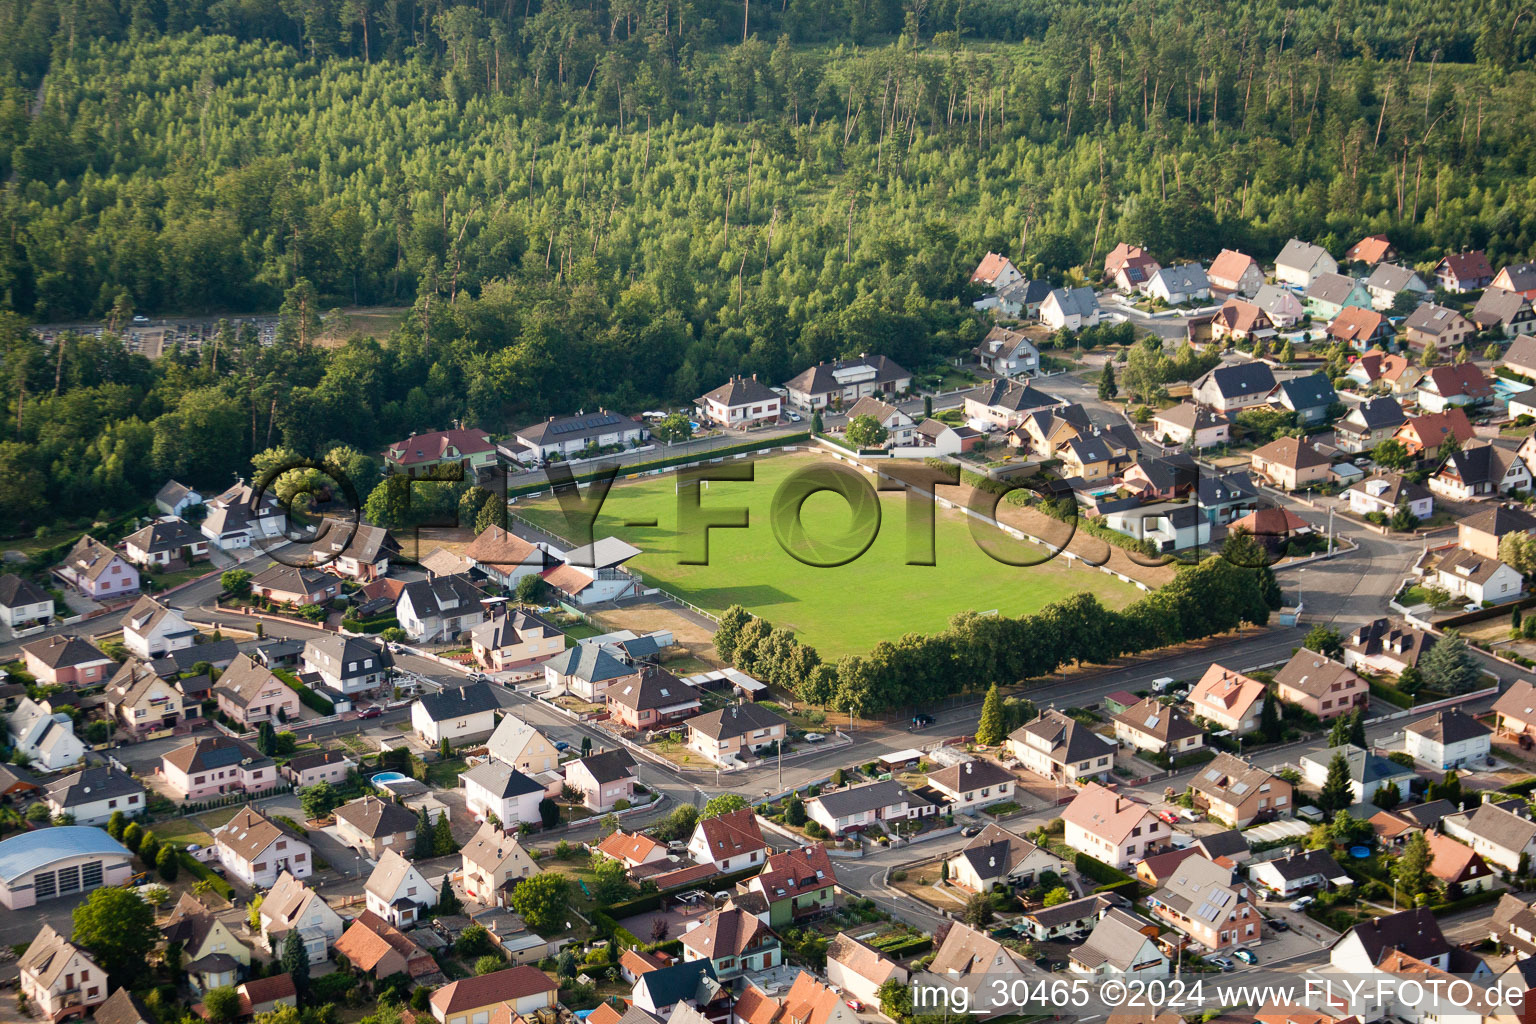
371,771,409,785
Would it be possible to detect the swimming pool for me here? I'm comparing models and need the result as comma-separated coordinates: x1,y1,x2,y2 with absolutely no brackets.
371,771,409,785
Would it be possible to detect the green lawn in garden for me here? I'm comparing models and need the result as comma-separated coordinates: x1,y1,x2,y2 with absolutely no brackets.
514,452,1140,658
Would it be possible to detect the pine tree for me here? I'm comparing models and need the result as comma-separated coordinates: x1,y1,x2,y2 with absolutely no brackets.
414,807,434,858
433,810,457,855
1348,709,1367,748
1097,364,1118,400
439,875,462,914
975,684,1005,746
1320,751,1353,815
1259,689,1282,743
281,928,309,991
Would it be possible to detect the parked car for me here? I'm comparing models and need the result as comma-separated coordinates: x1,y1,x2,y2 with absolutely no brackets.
1179,807,1201,822
132,314,149,324
1232,948,1257,965
356,705,383,720
554,741,571,752
1157,810,1179,824
788,411,803,422
1289,895,1315,911
1266,918,1289,932
845,1001,864,1012
804,732,827,743
962,825,983,837
1208,956,1234,972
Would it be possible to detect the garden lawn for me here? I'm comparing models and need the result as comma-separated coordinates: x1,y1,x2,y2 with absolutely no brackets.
515,452,1141,659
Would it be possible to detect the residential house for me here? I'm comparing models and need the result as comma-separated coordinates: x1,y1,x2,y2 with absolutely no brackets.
975,277,1052,319
1147,854,1261,951
364,848,437,926
462,527,559,590
1147,264,1211,305
606,667,701,731
1061,432,1134,482
281,750,354,789
971,252,1024,291
1344,618,1437,677
826,933,907,1011
1427,831,1494,893
1069,908,1169,977
8,698,87,770
1442,802,1536,873
688,807,769,871
1209,298,1276,344
20,925,107,1020
336,795,420,858
1365,263,1428,310
384,427,497,477
1475,290,1536,339
1111,698,1203,756
1151,403,1230,449
1250,435,1332,491
973,326,1041,377
539,537,644,607
1275,239,1338,288
1493,894,1536,955
161,736,275,801
912,418,982,455
1330,907,1467,973
1103,502,1211,555
1006,709,1117,783
685,704,787,767
1193,830,1252,866
460,822,539,905
1248,849,1352,898
681,905,781,980
1334,397,1406,453
628,961,723,1019
216,807,312,887
1208,249,1264,295
1346,234,1397,266
1198,472,1260,526
1432,546,1525,606
1061,783,1169,870
1495,679,1536,738
1020,892,1124,942
249,564,338,607
430,966,559,1024
163,892,251,993
154,480,203,516
596,830,669,872
1430,442,1530,500
925,758,1017,813
301,635,392,695
121,518,208,570
1273,649,1367,721
1346,474,1432,521
258,871,346,962
200,481,287,551
509,409,648,462
55,536,138,600
1404,303,1476,351
783,355,910,411
1394,408,1476,458
20,634,113,688
1379,353,1426,395
1040,286,1102,330
121,595,196,661
1328,305,1393,350
1188,664,1268,734
804,780,934,839
487,716,560,776
0,826,133,909
1104,243,1148,279
842,396,916,447
1270,371,1338,425
235,976,298,1018
542,643,633,702
963,378,1067,430
1305,273,1373,321
1254,284,1306,328
1493,262,1536,300
930,920,1032,979
334,910,440,982
1436,251,1496,292
461,761,544,825
1459,504,1536,559
1189,753,1292,826
1405,708,1493,770
1299,744,1416,806
1113,254,1162,293
564,748,638,811
1192,362,1278,414
412,681,500,747
1418,364,1496,413
43,767,143,827
733,843,835,927
312,523,398,581
945,823,1063,894
696,376,781,428
214,655,301,728
397,574,486,643
0,574,52,630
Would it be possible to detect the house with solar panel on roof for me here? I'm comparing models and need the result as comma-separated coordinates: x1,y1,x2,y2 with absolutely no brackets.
504,409,649,464
1146,854,1261,951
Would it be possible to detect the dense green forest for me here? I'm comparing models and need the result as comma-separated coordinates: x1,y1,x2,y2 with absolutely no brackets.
2,0,1536,529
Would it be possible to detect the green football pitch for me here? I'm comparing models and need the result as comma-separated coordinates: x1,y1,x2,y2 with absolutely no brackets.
513,452,1142,659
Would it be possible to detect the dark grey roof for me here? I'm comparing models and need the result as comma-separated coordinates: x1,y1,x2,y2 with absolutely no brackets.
634,959,718,1008
687,703,787,741
1501,263,1536,291
1479,290,1536,328
1194,830,1249,860
250,563,332,594
1407,708,1492,745
699,375,779,407
399,573,484,618
416,681,499,721
1348,474,1430,506
1277,239,1332,271
1439,444,1519,489
813,778,923,818
1277,372,1337,412
1343,908,1453,965
122,518,203,555
1132,455,1199,493
1405,303,1471,336
1264,848,1347,883
783,355,910,398
1151,264,1210,294
516,409,641,446
974,379,1065,413
1399,799,1456,828
303,635,392,679
1352,396,1407,430
927,758,1015,794
1306,272,1361,305
149,638,239,676
1009,710,1110,764
1199,472,1258,509
998,278,1053,306
284,749,352,773
460,761,544,798
45,766,143,808
1366,263,1424,293
548,643,632,683
1025,892,1118,929
1196,361,1277,400
574,749,637,784
0,574,49,608
93,988,154,1024
1047,286,1100,318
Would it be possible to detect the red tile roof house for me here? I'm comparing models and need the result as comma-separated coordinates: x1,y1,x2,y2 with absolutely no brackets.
213,654,301,728
384,427,497,478
595,829,670,872
1345,233,1397,266
741,843,838,926
1436,251,1495,292
55,535,139,601
429,965,558,1024
234,974,297,1018
1062,784,1170,871
19,634,115,687
605,667,702,731
1272,648,1367,722
687,807,768,872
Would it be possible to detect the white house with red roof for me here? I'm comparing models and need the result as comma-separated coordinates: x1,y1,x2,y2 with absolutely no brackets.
595,830,669,872
687,808,768,872
384,428,497,478
1061,783,1170,870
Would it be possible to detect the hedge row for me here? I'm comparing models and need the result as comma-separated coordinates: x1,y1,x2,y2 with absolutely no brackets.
342,614,400,634
1073,852,1132,886
871,934,933,957
508,432,812,498
179,852,234,899
272,669,336,715
1093,877,1143,899
1427,888,1503,915
1366,679,1415,709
